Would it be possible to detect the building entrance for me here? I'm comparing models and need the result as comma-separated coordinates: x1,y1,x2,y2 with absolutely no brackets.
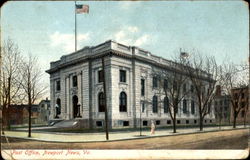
72,95,78,118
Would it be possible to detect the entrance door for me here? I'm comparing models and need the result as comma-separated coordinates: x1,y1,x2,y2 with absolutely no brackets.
72,95,78,118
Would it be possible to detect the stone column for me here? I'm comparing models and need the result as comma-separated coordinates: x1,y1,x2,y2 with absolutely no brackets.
77,71,82,117
50,79,55,120
66,75,70,119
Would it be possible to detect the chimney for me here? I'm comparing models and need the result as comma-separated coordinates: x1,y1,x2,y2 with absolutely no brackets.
215,85,221,96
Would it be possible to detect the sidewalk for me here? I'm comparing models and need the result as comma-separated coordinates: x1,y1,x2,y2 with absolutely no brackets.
1,125,249,143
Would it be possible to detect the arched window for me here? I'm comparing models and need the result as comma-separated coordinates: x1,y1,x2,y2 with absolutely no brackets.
56,98,61,115
191,100,195,114
98,92,105,112
152,95,158,113
119,92,127,112
55,98,61,118
183,99,187,114
164,96,169,113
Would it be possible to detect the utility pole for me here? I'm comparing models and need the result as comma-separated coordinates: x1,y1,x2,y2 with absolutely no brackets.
102,57,109,140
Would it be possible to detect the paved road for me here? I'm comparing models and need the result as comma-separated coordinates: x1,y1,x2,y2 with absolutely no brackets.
1,128,249,149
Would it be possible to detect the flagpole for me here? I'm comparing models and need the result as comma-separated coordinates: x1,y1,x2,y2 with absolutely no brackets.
75,1,77,52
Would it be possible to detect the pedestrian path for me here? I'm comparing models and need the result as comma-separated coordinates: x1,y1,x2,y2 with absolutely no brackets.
2,125,249,143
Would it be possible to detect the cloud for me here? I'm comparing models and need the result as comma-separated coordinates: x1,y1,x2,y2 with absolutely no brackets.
112,26,150,47
134,34,149,46
128,26,138,33
50,31,90,53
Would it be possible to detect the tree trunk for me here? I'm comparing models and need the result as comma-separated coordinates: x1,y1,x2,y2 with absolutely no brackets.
28,97,32,137
233,114,237,128
2,105,6,134
199,113,203,131
7,77,11,130
219,118,221,130
173,115,176,133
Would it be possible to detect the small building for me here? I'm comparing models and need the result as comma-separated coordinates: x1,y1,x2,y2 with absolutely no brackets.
37,98,51,124
214,85,231,125
7,104,39,125
230,86,249,125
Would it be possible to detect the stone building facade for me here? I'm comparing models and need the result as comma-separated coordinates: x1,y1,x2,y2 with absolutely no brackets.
46,40,215,129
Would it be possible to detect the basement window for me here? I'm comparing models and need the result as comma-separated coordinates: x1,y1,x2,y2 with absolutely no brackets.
177,120,181,124
96,121,103,127
123,121,129,126
156,120,160,125
167,120,171,124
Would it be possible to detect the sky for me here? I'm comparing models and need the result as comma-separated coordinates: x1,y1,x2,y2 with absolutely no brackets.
1,0,249,98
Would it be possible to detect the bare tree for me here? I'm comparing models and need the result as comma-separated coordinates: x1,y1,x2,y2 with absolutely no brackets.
152,54,190,133
19,55,47,137
0,39,23,131
220,63,248,128
185,53,219,131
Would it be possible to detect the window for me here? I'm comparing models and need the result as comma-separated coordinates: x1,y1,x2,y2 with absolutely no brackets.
167,120,171,124
241,102,245,108
186,120,189,124
120,70,126,82
73,75,77,87
224,100,228,105
220,100,223,105
164,79,168,90
191,100,195,114
152,95,158,113
224,113,227,118
141,102,145,113
241,110,245,117
164,97,169,113
194,120,197,124
204,120,207,123
177,120,181,124
174,98,178,113
241,93,245,99
141,79,145,96
98,92,105,112
183,84,186,92
56,80,60,91
143,121,148,126
55,98,61,118
234,93,238,99
153,76,158,88
96,121,103,127
98,70,104,83
156,120,160,125
119,92,127,112
183,99,187,114
173,81,177,91
123,121,129,126
191,85,194,93
210,120,212,123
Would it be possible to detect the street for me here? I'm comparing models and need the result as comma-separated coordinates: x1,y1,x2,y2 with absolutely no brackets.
1,128,249,149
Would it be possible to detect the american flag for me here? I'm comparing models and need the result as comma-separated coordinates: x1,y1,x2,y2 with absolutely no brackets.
75,4,89,14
